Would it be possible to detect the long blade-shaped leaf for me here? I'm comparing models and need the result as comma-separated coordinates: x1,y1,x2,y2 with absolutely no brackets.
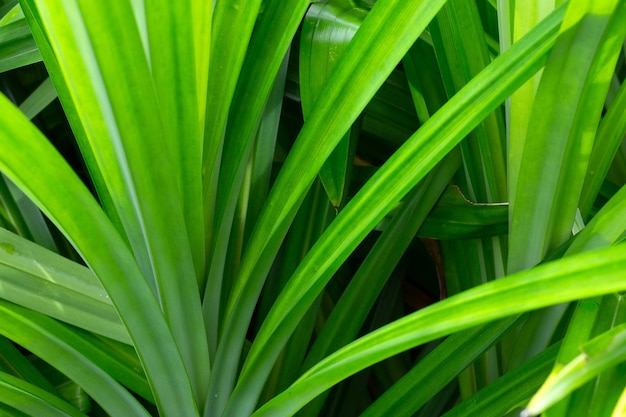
255,243,626,416
430,0,507,203
72,2,209,400
579,75,626,218
202,0,310,360
508,0,626,272
0,228,128,343
19,0,154,290
208,1,451,414
0,17,40,72
145,0,209,281
0,371,86,417
0,301,150,417
202,0,263,250
18,76,57,119
300,0,365,207
301,151,460,372
524,324,626,416
231,4,566,415
442,343,560,417
507,0,556,206
566,184,626,255
22,0,210,403
0,335,57,395
361,318,518,417
0,91,198,416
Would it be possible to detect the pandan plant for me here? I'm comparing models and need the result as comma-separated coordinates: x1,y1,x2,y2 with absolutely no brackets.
0,0,625,415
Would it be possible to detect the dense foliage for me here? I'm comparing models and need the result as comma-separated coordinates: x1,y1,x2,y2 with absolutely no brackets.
0,0,625,416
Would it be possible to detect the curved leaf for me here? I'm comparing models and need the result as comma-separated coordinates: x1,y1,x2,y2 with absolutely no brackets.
202,0,310,363
524,324,626,416
232,4,566,415
0,228,128,344
0,301,151,417
442,343,560,417
255,243,626,416
361,318,519,417
0,371,86,417
211,1,451,414
0,91,197,416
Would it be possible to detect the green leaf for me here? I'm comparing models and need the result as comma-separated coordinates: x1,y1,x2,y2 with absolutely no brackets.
300,0,366,207
230,4,566,415
361,318,519,417
0,175,57,252
0,89,197,416
613,387,626,417
539,298,601,416
430,0,507,202
0,403,33,417
566,184,626,255
211,1,452,414
145,0,208,281
579,76,626,218
442,343,560,417
430,7,508,388
507,0,556,207
257,179,334,404
402,38,448,123
524,324,626,416
0,17,40,72
71,2,209,399
202,0,263,248
18,0,130,256
202,0,310,363
508,0,626,272
0,3,21,25
0,228,128,344
541,293,626,417
242,50,291,247
69,329,153,404
302,151,460,372
0,176,33,241
410,185,508,239
18,76,57,120
0,335,57,395
21,0,210,405
254,243,626,416
0,301,151,417
581,305,626,417
0,371,86,417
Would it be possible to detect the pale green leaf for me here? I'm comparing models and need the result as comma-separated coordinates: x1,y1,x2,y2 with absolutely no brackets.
524,324,626,416
0,228,128,344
